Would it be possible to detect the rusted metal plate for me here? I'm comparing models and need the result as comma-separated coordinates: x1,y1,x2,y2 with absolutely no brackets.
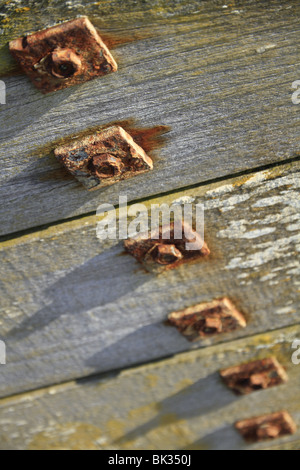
9,17,117,94
220,357,288,395
168,297,246,341
55,126,153,190
236,411,297,443
124,222,210,274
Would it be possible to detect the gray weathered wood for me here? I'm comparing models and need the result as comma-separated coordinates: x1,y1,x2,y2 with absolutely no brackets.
0,162,299,397
0,0,299,235
0,325,299,450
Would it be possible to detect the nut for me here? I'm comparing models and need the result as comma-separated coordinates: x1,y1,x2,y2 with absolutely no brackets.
236,411,297,443
9,17,117,93
91,154,124,179
168,297,246,341
45,48,82,79
146,244,183,266
55,126,153,190
124,222,210,274
220,357,288,395
202,315,223,335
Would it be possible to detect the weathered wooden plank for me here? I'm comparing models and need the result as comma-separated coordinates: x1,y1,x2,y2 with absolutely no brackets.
261,439,300,451
0,0,299,235
0,162,299,397
0,325,299,450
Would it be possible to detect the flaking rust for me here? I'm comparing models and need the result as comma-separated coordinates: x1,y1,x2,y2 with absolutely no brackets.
9,17,117,93
236,411,297,443
168,297,246,341
124,222,210,274
55,126,153,190
220,357,288,395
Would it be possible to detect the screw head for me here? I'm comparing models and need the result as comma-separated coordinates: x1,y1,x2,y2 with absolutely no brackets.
249,373,270,389
152,244,183,266
91,153,124,179
46,48,82,79
202,315,223,335
257,424,280,439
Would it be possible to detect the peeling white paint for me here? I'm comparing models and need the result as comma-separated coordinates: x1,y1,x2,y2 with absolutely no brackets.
260,273,278,282
226,235,299,270
253,193,300,208
172,196,195,205
205,184,235,197
218,224,275,239
287,223,300,232
256,44,277,54
275,307,295,315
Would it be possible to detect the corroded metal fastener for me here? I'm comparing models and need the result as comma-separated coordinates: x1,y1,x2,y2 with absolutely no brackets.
168,297,246,341
145,244,184,266
9,17,118,93
220,357,288,395
55,126,153,190
124,222,210,274
44,48,83,79
235,411,297,443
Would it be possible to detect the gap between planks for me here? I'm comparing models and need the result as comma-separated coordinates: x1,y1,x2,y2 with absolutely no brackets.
0,154,299,244
0,322,299,402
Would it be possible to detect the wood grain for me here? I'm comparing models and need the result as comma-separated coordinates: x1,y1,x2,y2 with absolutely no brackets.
0,162,299,398
0,324,299,450
0,0,299,235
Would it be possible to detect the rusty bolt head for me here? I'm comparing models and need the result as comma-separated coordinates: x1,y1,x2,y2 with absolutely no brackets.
249,372,270,389
152,244,183,266
45,48,82,79
91,154,124,179
256,424,280,440
124,222,210,274
202,315,223,335
55,126,153,190
141,243,184,274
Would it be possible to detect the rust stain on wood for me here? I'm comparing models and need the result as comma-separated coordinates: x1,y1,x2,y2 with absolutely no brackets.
36,120,170,184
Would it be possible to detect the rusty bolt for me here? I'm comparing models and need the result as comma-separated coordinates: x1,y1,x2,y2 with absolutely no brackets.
124,222,210,274
202,314,223,335
249,373,270,389
220,357,288,395
55,126,153,190
236,411,297,443
91,154,124,179
168,297,246,342
45,48,82,79
152,244,183,266
9,17,117,94
256,424,281,440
